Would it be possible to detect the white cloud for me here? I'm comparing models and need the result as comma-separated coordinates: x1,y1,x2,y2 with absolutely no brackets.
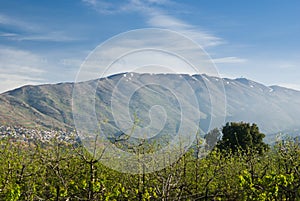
0,74,44,93
0,47,47,93
0,14,20,25
82,0,122,14
81,0,224,47
0,13,38,31
0,32,18,37
147,14,224,47
16,31,79,42
0,14,78,42
276,83,300,91
212,57,247,64
59,58,84,67
82,0,97,6
147,14,190,29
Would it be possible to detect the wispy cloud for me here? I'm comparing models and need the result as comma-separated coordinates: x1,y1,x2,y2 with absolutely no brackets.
0,47,47,93
16,31,80,42
0,32,18,37
82,0,172,14
82,0,118,14
0,74,44,94
146,14,223,47
212,57,247,64
0,13,79,42
78,0,248,80
276,83,300,91
0,14,21,25
0,13,38,31
81,0,224,47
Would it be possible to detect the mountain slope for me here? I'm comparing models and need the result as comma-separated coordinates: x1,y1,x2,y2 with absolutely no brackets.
0,83,74,130
0,73,300,139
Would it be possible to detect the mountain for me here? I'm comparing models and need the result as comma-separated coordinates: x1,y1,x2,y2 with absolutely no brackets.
0,73,300,141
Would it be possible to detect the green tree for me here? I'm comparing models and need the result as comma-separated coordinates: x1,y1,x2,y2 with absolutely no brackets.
217,122,269,154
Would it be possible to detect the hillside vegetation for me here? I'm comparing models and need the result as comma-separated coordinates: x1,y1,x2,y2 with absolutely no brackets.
0,123,299,200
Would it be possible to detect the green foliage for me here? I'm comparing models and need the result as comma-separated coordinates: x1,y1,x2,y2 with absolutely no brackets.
0,124,300,200
217,122,269,154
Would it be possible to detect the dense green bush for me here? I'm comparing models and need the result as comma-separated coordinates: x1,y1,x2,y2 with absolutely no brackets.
216,122,269,155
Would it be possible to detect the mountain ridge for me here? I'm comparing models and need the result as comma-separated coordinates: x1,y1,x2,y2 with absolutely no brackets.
1,73,300,141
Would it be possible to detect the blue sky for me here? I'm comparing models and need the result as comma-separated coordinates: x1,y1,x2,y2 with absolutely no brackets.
0,0,300,92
